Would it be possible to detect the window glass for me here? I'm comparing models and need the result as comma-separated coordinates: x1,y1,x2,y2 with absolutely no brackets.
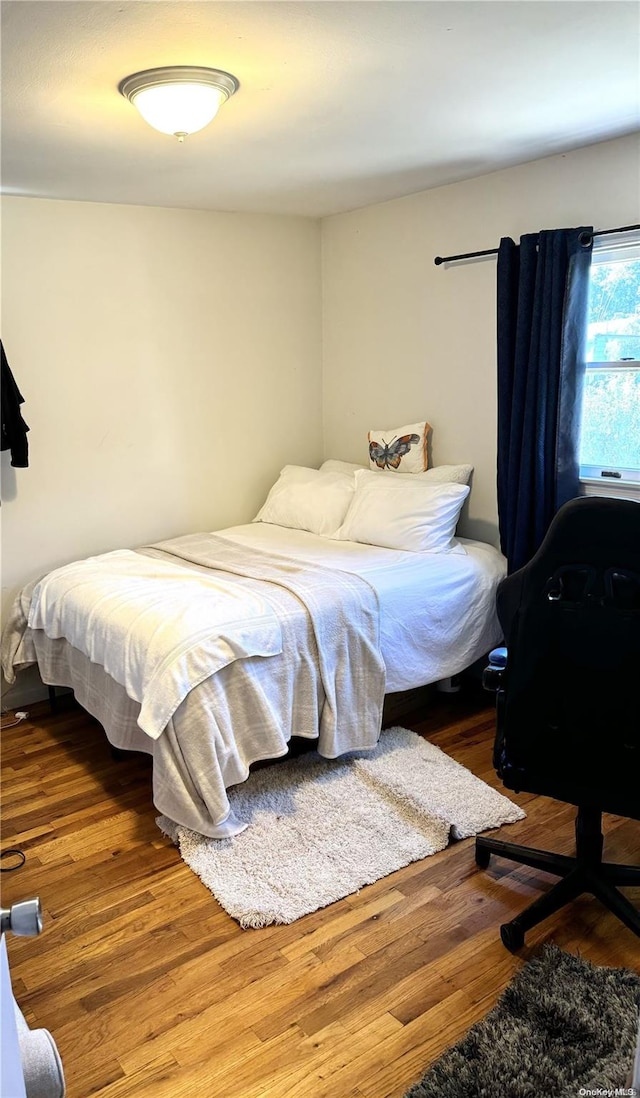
579,238,640,483
586,254,640,363
581,367,640,470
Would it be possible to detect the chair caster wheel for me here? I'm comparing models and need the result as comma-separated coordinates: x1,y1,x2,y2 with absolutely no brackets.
475,844,491,869
500,921,525,952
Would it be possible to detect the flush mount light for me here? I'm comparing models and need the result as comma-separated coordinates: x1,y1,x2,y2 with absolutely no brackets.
119,66,239,141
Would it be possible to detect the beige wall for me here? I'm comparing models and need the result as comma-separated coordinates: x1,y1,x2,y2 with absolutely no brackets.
321,135,640,544
1,197,322,700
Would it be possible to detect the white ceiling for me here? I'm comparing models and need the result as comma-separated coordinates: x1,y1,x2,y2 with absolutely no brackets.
2,1,639,218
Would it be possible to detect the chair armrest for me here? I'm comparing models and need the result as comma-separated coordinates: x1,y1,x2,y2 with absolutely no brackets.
483,646,508,692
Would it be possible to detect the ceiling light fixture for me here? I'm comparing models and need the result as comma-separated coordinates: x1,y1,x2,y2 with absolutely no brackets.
119,66,239,142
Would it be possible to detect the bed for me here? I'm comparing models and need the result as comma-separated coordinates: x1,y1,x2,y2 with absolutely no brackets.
2,459,507,838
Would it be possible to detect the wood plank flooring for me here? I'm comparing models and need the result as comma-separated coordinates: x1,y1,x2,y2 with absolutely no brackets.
2,691,638,1097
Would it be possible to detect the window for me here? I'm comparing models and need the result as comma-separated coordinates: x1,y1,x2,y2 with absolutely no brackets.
579,232,640,492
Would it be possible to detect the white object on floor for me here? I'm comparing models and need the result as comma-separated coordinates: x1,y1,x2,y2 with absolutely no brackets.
1,935,26,1098
157,726,525,928
436,677,461,694
1,934,65,1098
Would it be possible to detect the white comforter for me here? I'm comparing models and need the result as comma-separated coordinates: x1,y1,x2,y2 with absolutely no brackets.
220,524,507,692
26,547,283,739
14,533,386,748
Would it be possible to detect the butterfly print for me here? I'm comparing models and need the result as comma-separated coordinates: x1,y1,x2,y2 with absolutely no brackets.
369,433,420,470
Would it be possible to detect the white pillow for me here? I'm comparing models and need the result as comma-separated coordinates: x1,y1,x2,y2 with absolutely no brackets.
322,457,471,485
370,462,473,486
320,459,368,475
368,420,430,474
253,465,354,538
338,470,469,553
419,463,473,485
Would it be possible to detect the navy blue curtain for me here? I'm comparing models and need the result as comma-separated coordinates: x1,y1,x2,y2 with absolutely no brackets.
497,228,593,572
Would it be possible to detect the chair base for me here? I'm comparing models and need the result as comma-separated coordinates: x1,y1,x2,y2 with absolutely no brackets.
475,805,640,951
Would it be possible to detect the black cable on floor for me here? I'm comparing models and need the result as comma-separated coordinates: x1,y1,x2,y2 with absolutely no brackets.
0,849,26,871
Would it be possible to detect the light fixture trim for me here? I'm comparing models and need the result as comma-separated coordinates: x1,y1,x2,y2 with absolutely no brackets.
118,66,239,103
119,66,239,140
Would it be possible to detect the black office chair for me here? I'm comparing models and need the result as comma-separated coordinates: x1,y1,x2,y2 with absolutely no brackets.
476,496,640,951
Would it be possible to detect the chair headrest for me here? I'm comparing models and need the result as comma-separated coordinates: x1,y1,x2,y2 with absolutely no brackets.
520,497,640,579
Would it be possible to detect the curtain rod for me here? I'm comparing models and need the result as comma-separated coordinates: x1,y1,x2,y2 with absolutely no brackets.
433,223,640,266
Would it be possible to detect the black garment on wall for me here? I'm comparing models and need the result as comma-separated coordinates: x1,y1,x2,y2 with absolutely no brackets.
1,341,29,467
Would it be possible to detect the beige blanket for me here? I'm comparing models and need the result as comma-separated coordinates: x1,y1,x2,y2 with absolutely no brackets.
145,533,386,757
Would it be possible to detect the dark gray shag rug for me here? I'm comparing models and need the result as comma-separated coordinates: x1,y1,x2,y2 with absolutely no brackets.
405,944,640,1098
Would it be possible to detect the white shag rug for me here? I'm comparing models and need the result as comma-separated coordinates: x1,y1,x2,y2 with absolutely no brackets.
157,726,525,928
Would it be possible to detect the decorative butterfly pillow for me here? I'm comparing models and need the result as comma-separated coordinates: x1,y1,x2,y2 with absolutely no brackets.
368,420,430,474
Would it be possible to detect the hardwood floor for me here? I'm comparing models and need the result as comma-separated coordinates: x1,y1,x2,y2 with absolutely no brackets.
2,690,638,1097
